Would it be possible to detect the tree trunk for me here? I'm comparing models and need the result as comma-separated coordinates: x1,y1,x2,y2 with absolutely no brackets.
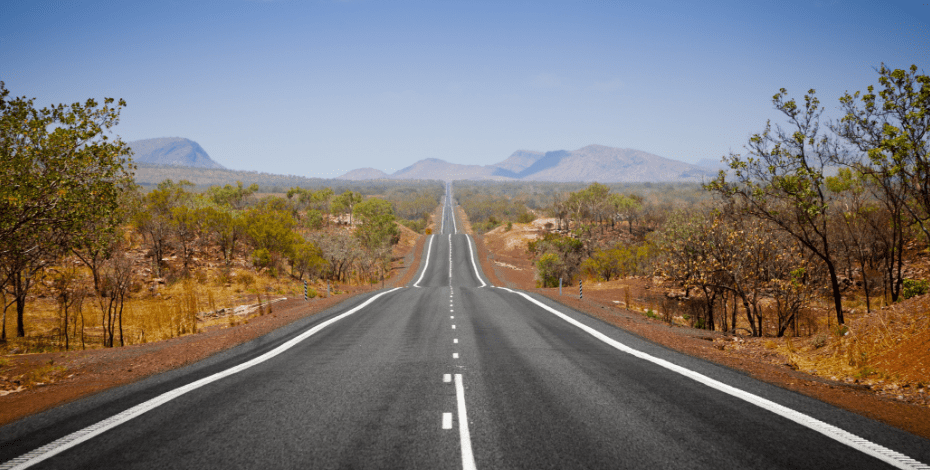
16,296,25,338
825,261,845,325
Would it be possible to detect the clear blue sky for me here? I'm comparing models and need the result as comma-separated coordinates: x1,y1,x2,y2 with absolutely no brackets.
2,0,927,178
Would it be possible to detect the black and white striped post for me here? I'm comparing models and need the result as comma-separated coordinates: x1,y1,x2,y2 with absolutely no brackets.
579,279,583,299
304,280,308,301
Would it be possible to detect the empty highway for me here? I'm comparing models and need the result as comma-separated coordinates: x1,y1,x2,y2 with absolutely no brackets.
2,183,928,469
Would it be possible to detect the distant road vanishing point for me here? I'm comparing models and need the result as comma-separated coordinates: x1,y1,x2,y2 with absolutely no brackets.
2,183,929,469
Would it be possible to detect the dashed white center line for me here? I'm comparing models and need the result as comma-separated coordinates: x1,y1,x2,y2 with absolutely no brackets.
444,374,451,383
454,338,458,344
453,353,459,359
442,412,453,430
452,325,456,329
450,316,454,319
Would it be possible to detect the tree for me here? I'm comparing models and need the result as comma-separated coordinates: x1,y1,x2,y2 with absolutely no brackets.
835,64,930,245
133,180,193,278
288,240,327,281
203,207,246,266
834,64,924,302
0,82,133,337
353,198,400,251
332,190,363,225
609,193,643,234
208,181,259,210
706,88,848,325
244,203,300,273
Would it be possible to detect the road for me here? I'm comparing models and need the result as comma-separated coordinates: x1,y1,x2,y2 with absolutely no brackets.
2,182,929,469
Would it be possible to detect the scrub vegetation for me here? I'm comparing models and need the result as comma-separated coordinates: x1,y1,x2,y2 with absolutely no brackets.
0,81,443,354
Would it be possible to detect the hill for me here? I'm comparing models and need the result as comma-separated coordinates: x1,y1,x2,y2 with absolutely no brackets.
337,145,713,182
338,168,391,180
517,145,712,182
128,137,225,169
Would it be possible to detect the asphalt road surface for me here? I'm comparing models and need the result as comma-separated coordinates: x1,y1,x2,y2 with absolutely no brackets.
2,183,929,469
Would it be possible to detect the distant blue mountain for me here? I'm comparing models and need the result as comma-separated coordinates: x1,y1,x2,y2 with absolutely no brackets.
128,137,225,169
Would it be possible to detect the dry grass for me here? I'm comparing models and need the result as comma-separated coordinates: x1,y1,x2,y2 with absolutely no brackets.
0,266,318,354
768,294,930,388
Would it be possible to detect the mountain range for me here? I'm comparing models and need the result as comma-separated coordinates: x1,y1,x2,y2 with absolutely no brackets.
128,137,225,169
338,145,716,182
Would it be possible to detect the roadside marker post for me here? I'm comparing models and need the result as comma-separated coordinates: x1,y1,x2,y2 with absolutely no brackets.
304,281,308,301
559,278,562,296
579,280,583,299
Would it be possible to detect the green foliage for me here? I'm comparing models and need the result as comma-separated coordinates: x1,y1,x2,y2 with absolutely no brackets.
354,198,400,250
517,212,535,223
287,240,326,281
399,218,428,234
252,248,272,269
902,279,928,300
529,233,585,286
581,242,654,281
0,82,134,337
208,181,259,209
243,201,300,270
332,190,363,223
535,253,562,288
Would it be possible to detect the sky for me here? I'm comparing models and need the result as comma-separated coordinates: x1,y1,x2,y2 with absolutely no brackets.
1,0,928,178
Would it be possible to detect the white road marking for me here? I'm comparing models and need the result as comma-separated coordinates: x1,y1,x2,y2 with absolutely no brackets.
448,234,453,282
0,288,404,470
444,374,452,383
442,412,453,430
495,287,929,470
452,325,456,329
454,339,458,344
465,235,487,288
455,374,476,470
441,200,446,234
453,353,459,359
451,316,454,319
413,235,435,288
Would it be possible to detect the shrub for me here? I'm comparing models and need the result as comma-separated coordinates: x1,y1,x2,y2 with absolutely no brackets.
252,248,272,269
902,279,928,300
517,212,535,223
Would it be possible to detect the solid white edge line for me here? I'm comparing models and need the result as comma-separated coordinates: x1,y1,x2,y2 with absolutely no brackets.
413,235,434,288
442,412,453,430
465,235,487,288
455,374,477,470
441,200,446,234
495,287,929,470
1,287,404,470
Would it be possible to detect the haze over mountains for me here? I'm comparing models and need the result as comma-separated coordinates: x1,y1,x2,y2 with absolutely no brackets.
338,145,716,182
126,138,718,183
128,137,225,169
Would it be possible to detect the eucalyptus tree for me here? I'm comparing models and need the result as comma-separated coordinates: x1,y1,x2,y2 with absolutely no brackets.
707,88,848,325
0,82,133,338
835,64,930,245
